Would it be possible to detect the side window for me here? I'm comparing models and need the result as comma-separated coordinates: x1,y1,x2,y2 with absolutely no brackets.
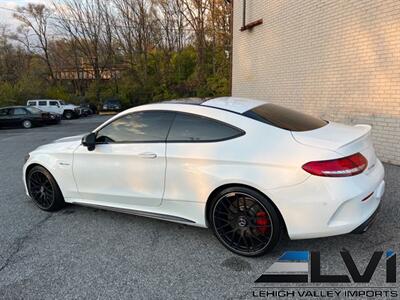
96,111,175,143
27,101,36,106
38,101,47,106
0,109,9,116
167,113,244,142
12,108,27,115
49,101,59,106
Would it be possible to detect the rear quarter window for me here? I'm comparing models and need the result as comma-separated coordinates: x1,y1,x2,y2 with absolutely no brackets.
167,113,244,142
243,103,327,132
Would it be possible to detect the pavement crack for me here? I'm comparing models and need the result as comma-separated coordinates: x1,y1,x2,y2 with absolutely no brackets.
0,214,52,273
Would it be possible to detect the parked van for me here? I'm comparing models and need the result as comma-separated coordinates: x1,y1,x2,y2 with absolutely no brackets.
27,99,81,120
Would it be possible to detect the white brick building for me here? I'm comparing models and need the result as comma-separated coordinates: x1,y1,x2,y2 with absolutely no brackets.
232,0,400,165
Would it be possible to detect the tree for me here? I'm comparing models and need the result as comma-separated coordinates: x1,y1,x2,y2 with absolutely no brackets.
155,0,187,52
179,0,208,94
54,0,114,104
13,4,56,83
113,0,159,85
1,0,232,106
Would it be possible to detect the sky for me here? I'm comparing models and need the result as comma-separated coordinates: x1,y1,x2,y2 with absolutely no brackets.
0,0,54,30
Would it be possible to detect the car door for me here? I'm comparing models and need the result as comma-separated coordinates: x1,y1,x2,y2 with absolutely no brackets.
49,100,62,114
0,108,10,127
38,100,49,113
73,110,176,207
9,108,28,126
163,112,245,204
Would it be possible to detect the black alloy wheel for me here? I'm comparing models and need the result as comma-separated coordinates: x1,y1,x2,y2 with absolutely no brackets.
27,166,65,211
210,187,281,256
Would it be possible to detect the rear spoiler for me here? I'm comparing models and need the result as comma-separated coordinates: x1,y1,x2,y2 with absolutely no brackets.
338,124,371,149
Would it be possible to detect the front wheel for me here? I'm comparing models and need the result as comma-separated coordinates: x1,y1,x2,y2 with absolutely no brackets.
27,166,65,211
64,111,73,120
209,187,282,257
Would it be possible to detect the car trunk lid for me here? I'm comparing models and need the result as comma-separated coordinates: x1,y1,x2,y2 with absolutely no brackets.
292,122,377,170
41,112,51,118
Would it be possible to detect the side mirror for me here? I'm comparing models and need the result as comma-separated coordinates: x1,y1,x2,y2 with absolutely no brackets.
82,132,96,151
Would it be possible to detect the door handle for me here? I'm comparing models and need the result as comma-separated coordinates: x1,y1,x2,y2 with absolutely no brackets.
138,152,157,159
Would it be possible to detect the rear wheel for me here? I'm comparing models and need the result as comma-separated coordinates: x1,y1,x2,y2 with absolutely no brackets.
27,166,65,211
22,120,32,129
209,187,281,256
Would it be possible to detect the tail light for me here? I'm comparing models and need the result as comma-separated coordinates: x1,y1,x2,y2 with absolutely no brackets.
302,153,368,177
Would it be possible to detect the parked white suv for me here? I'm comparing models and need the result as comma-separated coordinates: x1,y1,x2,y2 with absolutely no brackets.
27,99,80,120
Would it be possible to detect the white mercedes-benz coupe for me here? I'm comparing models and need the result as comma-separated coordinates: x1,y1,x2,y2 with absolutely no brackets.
23,97,385,256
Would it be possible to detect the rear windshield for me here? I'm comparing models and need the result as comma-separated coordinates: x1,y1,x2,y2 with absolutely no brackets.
26,107,42,114
243,103,327,132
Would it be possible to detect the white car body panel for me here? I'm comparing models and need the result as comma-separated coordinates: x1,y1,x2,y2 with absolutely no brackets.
292,122,371,151
73,143,166,207
23,97,385,239
24,139,81,199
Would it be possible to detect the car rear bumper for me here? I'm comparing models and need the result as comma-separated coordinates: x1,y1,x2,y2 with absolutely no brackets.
268,159,385,240
44,115,61,124
350,202,380,234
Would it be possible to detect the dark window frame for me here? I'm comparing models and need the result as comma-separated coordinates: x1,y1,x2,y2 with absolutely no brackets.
94,110,245,145
240,0,263,31
38,101,47,106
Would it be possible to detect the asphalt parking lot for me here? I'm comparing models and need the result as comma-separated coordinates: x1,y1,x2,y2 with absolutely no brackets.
0,116,399,299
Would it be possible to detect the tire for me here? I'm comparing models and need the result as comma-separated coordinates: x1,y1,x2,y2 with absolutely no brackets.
64,111,73,120
22,120,32,129
27,165,65,211
209,186,282,257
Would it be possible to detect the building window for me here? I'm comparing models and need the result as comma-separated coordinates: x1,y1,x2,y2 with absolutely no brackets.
240,0,263,31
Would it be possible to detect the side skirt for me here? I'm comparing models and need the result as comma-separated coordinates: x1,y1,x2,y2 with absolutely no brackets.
71,202,196,225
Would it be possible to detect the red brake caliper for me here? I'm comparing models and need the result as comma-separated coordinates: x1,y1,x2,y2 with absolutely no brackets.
256,211,270,234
